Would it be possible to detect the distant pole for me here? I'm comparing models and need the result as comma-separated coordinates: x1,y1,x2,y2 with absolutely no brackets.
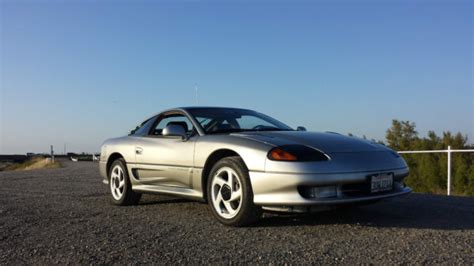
64,143,66,155
51,145,55,163
447,145,451,196
194,83,198,105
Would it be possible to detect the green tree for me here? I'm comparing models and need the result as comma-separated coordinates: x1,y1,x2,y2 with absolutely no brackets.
385,120,473,196
386,120,418,151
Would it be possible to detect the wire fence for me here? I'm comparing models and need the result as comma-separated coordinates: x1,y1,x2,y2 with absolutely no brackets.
398,146,474,196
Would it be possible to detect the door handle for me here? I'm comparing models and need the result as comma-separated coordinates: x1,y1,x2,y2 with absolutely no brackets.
135,147,143,155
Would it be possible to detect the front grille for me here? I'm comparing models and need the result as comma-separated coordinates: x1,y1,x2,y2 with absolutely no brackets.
341,181,398,196
298,185,337,199
299,181,400,199
340,182,371,196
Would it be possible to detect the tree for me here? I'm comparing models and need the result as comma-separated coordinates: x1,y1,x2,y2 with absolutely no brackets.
386,120,418,151
385,120,473,196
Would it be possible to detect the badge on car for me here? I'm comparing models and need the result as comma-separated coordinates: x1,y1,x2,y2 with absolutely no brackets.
370,173,393,193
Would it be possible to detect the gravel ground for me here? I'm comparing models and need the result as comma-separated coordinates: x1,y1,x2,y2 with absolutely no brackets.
0,160,473,264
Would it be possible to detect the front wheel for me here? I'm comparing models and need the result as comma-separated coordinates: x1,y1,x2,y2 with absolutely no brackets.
207,156,262,226
109,159,141,205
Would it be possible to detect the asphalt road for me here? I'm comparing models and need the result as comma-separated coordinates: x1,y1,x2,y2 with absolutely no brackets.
0,160,473,264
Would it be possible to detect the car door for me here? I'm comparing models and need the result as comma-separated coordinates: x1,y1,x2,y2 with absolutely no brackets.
134,112,197,188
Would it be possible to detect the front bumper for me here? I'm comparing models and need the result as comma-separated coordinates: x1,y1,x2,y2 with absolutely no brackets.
249,167,410,206
99,161,108,184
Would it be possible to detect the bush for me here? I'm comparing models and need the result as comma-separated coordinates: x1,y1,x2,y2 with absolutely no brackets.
386,120,474,196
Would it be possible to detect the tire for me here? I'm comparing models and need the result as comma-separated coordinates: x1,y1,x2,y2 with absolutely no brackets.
207,156,262,226
108,158,141,206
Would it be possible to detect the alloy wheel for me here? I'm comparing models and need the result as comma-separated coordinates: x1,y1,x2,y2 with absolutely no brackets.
110,165,125,200
211,167,243,219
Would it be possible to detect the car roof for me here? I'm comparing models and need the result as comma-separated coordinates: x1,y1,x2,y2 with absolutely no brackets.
141,106,255,126
147,107,256,136
177,106,253,112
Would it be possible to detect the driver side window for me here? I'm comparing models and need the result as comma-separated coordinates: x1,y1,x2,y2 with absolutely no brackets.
150,114,194,136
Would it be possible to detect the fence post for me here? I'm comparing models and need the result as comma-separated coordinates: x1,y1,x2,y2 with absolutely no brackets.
447,145,451,196
50,145,55,163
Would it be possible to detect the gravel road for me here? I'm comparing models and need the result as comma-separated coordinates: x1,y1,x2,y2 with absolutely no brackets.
0,160,473,264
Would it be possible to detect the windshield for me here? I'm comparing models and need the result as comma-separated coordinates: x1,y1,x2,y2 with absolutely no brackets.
187,108,293,134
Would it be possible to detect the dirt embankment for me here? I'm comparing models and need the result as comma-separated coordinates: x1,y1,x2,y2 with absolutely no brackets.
0,157,61,171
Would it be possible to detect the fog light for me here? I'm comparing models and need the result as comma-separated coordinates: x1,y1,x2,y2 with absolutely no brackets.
311,186,337,198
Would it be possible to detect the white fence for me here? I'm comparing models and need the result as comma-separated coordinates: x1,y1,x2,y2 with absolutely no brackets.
398,146,474,196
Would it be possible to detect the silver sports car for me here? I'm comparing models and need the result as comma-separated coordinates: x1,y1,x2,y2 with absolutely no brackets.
99,107,411,226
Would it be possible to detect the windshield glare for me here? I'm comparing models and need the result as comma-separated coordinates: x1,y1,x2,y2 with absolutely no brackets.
188,108,293,134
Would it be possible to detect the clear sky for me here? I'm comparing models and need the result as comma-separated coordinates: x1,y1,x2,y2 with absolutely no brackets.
1,0,473,154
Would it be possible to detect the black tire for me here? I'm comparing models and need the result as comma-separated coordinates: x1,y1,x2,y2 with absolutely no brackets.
207,156,262,227
108,158,141,206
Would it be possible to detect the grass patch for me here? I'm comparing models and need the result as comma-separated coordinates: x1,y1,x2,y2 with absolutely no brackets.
1,157,62,171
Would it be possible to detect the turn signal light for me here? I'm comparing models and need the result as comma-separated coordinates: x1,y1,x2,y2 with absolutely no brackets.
267,145,329,162
268,148,298,161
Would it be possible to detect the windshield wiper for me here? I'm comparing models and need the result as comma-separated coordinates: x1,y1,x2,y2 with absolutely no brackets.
253,128,290,132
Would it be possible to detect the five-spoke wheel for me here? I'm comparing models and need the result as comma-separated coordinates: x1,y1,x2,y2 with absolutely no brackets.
207,156,262,226
108,159,141,205
211,167,243,219
110,165,125,200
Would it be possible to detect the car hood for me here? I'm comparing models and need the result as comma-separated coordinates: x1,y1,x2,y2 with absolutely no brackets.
232,131,387,153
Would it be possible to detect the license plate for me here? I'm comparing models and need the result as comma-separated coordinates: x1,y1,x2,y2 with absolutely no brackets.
370,173,393,193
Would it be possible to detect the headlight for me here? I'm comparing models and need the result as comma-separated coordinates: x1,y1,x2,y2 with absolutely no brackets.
267,145,329,162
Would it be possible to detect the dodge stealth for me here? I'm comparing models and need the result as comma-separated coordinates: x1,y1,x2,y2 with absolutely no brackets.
99,107,411,226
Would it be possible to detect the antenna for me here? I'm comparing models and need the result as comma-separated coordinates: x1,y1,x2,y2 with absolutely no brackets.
194,83,199,105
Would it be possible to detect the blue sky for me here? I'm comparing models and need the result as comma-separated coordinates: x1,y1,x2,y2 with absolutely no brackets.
1,0,472,154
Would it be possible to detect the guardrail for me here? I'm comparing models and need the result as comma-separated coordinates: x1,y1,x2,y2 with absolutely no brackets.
398,146,474,196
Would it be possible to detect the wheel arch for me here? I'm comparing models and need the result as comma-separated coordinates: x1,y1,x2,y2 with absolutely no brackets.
201,149,246,201
106,152,125,177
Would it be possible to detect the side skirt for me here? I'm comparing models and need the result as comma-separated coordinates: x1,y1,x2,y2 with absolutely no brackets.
132,184,205,201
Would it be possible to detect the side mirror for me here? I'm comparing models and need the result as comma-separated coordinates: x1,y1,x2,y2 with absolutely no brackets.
129,126,139,136
297,126,307,131
162,124,188,140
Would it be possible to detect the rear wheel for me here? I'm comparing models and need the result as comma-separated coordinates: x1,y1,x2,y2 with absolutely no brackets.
109,159,141,205
207,156,262,226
